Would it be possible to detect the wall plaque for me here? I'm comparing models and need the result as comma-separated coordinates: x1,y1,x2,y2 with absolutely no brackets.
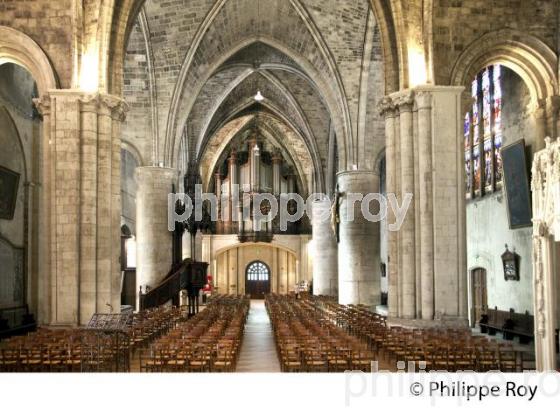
501,139,532,229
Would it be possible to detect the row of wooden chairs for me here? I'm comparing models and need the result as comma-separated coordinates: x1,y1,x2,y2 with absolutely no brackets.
139,295,249,372
266,294,374,372
0,305,185,372
127,305,186,352
318,301,526,372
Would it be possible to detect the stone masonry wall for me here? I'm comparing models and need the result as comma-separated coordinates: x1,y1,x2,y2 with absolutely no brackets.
433,0,558,85
0,0,74,87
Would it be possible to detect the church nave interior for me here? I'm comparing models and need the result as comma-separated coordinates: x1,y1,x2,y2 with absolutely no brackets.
1,0,560,378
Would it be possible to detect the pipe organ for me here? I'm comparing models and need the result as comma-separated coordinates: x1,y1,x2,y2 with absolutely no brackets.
212,132,306,239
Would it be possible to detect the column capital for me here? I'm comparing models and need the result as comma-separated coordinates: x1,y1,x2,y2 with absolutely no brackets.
100,94,129,122
377,96,396,116
32,90,129,121
79,93,101,114
32,94,51,116
415,90,433,110
391,90,415,112
272,149,283,164
228,149,238,164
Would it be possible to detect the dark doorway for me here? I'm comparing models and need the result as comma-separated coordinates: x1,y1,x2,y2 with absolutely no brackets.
471,268,488,326
245,261,271,299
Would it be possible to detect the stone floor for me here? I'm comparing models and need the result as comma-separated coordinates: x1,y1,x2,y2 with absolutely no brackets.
235,299,281,372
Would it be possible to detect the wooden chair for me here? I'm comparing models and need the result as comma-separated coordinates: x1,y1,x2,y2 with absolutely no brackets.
498,347,518,372
476,346,498,372
282,349,303,372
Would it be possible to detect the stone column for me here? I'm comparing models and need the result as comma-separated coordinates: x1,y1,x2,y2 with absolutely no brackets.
33,96,53,325
300,235,312,283
380,86,467,322
337,171,379,306
33,91,127,325
236,246,244,294
215,172,222,232
395,91,416,319
416,91,435,320
421,86,467,320
228,249,237,295
533,104,547,153
136,166,177,293
379,98,399,317
312,199,338,296
326,124,337,197
394,107,403,316
413,108,422,317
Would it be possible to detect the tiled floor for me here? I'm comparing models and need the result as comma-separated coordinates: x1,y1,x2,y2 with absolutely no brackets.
235,299,281,372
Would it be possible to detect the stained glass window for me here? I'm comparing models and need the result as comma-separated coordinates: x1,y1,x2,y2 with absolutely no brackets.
247,261,269,281
464,64,504,198
484,138,493,188
493,65,502,133
472,79,480,146
473,145,481,192
493,66,503,185
482,69,491,138
465,151,472,194
464,113,471,150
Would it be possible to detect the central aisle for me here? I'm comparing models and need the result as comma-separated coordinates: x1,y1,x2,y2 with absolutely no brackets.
236,299,281,372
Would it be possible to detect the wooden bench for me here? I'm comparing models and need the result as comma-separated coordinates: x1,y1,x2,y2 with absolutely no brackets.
479,307,509,336
479,307,534,344
503,310,534,344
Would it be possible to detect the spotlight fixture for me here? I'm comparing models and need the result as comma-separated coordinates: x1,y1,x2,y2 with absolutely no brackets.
254,90,264,102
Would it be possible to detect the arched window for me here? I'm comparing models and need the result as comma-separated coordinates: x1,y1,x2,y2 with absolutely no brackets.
125,236,137,269
120,224,136,270
465,64,503,199
246,261,269,281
